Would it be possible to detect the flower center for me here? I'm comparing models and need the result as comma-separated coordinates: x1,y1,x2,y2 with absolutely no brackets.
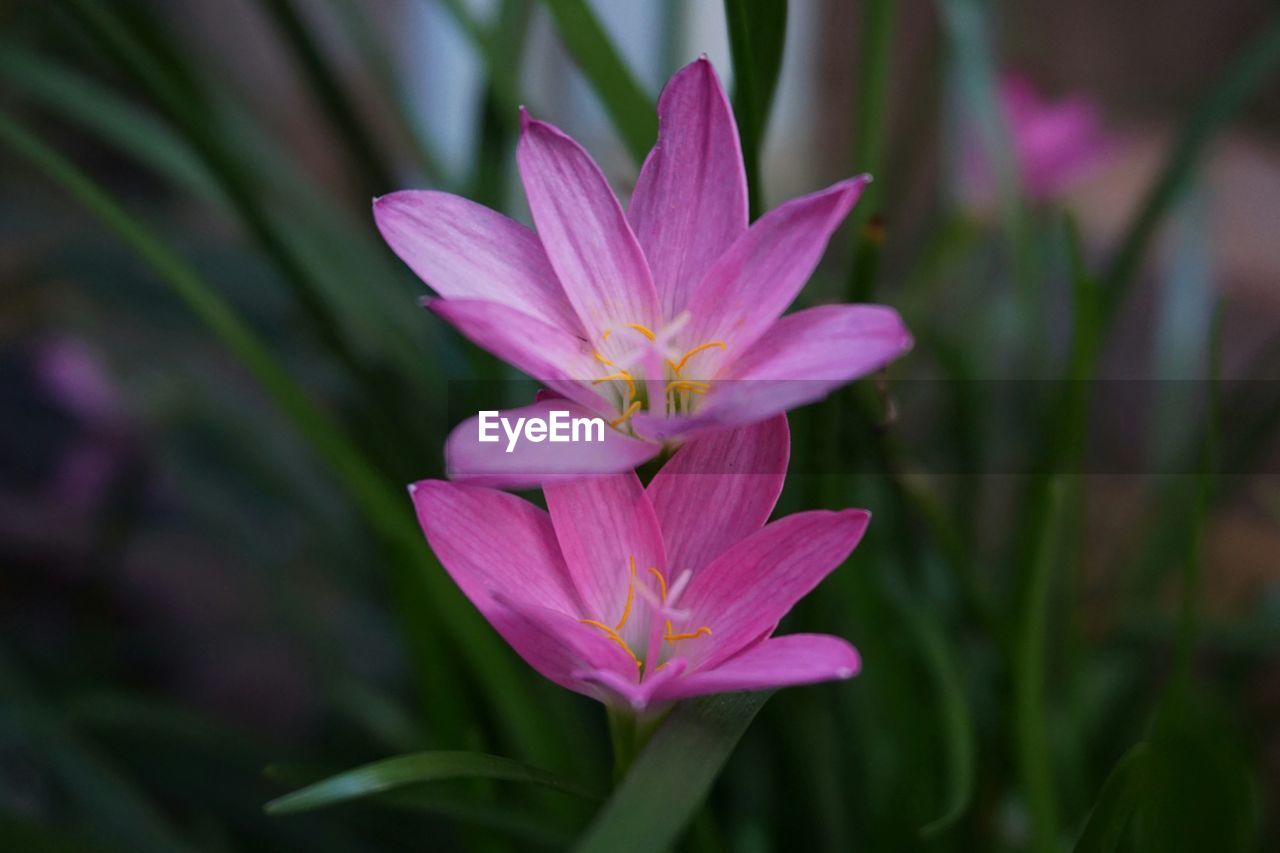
578,556,711,673
591,324,726,427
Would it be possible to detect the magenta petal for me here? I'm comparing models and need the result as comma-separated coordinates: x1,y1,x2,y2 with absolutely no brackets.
652,634,860,702
683,176,870,353
445,399,660,489
544,471,666,636
629,57,748,318
373,191,579,332
517,114,661,335
575,658,687,711
678,509,871,670
426,299,602,409
647,415,789,576
695,304,911,427
488,599,640,698
409,480,580,614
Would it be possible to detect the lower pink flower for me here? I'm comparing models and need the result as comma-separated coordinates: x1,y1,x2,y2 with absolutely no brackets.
410,416,868,712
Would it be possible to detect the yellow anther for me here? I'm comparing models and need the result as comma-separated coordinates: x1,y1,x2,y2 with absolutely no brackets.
579,619,643,669
593,350,616,367
672,341,726,374
647,567,668,602
666,380,709,395
602,329,612,341
626,323,657,341
665,626,713,642
614,557,637,630
593,370,637,399
609,400,642,428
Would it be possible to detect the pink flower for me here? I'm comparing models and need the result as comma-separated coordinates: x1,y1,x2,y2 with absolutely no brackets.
376,57,911,487
408,416,867,712
962,74,1113,208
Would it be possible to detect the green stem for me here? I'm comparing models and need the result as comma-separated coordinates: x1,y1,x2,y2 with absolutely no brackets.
846,0,896,301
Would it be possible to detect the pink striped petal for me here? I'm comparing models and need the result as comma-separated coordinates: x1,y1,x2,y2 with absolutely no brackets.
373,191,579,332
408,479,579,614
544,471,666,646
488,599,640,699
517,113,661,336
675,509,871,670
683,176,870,354
445,399,660,489
426,298,602,409
629,57,747,318
646,415,788,576
652,634,860,702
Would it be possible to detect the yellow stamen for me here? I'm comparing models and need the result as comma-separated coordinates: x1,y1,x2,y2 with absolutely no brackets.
593,370,637,398
666,380,709,395
579,619,643,669
593,350,616,367
647,567,668,602
609,400,642,428
602,329,612,341
614,557,636,630
672,341,727,374
626,323,656,341
665,626,713,642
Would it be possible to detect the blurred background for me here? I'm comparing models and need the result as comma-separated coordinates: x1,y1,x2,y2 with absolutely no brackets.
2,0,1279,850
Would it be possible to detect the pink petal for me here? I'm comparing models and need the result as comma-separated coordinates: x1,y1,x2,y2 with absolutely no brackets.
700,304,911,427
628,57,747,318
426,298,603,409
517,113,661,336
646,415,789,576
488,599,641,699
408,479,580,614
652,634,860,702
545,471,666,648
683,176,870,355
373,191,579,332
445,398,661,489
676,509,871,670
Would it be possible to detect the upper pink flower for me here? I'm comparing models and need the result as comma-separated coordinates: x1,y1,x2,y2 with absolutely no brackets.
409,416,867,712
962,74,1114,208
375,57,911,487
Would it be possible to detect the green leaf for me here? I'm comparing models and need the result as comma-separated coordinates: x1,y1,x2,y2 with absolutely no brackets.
1073,743,1149,853
913,606,976,837
264,751,601,815
573,692,770,853
846,0,896,300
537,0,656,164
724,0,788,217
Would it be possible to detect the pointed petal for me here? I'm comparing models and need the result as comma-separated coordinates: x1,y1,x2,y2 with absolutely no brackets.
676,509,871,670
684,176,871,353
445,399,660,489
698,304,911,427
652,634,860,702
373,191,579,331
629,57,747,317
426,298,602,409
646,415,789,576
574,658,687,712
409,479,579,614
517,114,661,336
488,599,640,699
544,471,666,637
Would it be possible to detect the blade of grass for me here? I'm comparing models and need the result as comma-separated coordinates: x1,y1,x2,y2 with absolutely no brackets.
1072,743,1149,853
723,0,788,218
573,693,771,853
265,751,601,815
537,0,656,165
0,111,559,763
256,0,397,195
846,0,896,300
1099,18,1280,326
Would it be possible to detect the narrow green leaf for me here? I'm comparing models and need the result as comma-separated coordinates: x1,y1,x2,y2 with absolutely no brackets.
846,0,896,300
573,693,770,853
265,751,600,815
1073,743,1149,853
1100,18,1280,325
912,606,976,837
538,0,656,164
724,0,788,217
